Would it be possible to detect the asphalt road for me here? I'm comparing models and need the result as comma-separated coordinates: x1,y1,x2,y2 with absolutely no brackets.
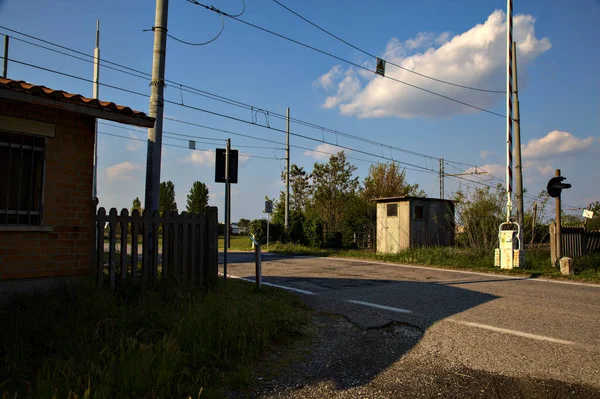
220,252,600,398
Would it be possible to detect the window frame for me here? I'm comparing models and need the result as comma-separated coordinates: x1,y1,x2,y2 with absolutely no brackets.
0,129,47,227
387,203,398,217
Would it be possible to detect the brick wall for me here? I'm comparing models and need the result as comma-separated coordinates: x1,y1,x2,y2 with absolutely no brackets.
0,99,96,280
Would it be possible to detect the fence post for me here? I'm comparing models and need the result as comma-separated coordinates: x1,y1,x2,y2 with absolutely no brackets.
131,209,140,281
96,207,106,286
90,198,99,276
189,213,197,285
108,208,117,291
120,209,128,283
141,210,149,282
550,221,557,268
205,207,218,286
151,210,160,280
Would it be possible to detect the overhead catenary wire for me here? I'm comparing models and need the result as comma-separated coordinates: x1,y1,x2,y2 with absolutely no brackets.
8,52,496,178
97,131,277,160
270,0,504,94
184,1,505,118
2,26,493,168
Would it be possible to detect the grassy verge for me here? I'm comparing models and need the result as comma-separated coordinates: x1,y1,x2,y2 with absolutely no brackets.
0,278,310,398
268,243,600,283
218,235,253,251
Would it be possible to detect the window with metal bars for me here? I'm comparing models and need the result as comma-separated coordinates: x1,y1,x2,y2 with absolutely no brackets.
0,130,46,226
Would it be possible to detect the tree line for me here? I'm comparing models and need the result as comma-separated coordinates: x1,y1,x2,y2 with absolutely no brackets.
250,151,424,248
131,180,209,215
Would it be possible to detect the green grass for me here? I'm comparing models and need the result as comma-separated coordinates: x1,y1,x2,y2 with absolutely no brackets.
0,278,310,398
218,235,253,251
268,243,600,283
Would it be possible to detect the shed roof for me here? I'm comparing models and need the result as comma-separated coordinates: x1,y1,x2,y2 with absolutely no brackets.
371,196,455,204
0,78,155,128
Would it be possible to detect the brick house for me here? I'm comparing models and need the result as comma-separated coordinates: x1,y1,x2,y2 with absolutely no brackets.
0,78,154,284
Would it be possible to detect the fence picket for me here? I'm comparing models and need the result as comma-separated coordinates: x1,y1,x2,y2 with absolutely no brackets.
93,207,217,288
96,207,106,286
131,209,140,281
108,208,117,291
120,209,128,282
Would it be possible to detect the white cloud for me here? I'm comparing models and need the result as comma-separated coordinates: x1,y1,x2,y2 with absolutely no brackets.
105,162,142,182
126,132,143,152
303,143,350,160
522,130,596,159
318,10,551,119
314,65,343,89
183,150,215,165
480,150,490,159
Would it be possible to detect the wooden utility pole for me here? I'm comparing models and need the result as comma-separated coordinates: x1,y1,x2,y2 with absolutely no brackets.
92,21,100,199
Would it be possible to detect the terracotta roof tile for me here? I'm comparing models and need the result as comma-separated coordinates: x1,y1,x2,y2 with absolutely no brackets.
0,77,151,120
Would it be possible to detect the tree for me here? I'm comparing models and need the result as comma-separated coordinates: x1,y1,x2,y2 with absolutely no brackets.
362,162,425,201
586,201,600,230
186,181,209,213
310,151,359,233
237,218,251,234
454,184,504,252
280,164,310,212
159,180,178,213
131,197,142,213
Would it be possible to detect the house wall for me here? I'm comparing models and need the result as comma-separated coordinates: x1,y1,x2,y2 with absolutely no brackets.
0,99,95,280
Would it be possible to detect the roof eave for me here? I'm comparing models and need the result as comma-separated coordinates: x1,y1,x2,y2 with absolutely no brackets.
0,88,155,128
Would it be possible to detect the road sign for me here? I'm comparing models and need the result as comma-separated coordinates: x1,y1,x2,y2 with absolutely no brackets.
189,140,195,150
546,176,571,198
265,200,273,214
376,57,386,77
583,209,594,219
215,148,239,184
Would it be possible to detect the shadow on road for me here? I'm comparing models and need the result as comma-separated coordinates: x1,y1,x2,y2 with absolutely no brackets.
233,274,500,394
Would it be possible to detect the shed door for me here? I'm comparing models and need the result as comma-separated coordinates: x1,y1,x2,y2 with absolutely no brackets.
386,203,400,253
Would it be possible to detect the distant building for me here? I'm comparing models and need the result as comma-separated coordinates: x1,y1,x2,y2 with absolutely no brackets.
373,196,455,253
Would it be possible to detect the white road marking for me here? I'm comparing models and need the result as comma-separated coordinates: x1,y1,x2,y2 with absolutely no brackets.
227,275,316,295
306,256,600,288
345,299,412,314
446,319,575,345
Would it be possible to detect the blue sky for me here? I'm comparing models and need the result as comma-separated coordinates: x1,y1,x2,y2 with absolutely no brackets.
1,0,599,222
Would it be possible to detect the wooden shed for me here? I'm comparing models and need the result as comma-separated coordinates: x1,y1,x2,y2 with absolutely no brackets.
374,196,455,253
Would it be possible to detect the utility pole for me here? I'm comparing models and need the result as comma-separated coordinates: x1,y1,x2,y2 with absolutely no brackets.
144,0,169,274
223,138,230,285
92,20,100,199
505,0,514,222
285,108,290,230
512,41,524,230
2,35,8,78
439,158,444,199
555,169,562,264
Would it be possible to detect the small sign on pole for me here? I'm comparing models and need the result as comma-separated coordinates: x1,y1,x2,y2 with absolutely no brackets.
215,148,239,184
264,200,273,214
189,140,196,150
376,57,386,77
583,209,594,219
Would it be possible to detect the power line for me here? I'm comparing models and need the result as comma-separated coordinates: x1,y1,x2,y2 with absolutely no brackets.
97,131,277,160
3,27,494,167
185,1,505,118
270,0,504,94
9,56,485,176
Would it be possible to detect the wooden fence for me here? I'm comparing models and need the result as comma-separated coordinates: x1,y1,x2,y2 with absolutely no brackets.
92,207,218,290
550,222,600,261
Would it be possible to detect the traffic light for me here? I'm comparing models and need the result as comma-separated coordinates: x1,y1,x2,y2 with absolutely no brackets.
547,176,571,198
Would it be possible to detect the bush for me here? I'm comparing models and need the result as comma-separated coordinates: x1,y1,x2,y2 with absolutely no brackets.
303,216,324,248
